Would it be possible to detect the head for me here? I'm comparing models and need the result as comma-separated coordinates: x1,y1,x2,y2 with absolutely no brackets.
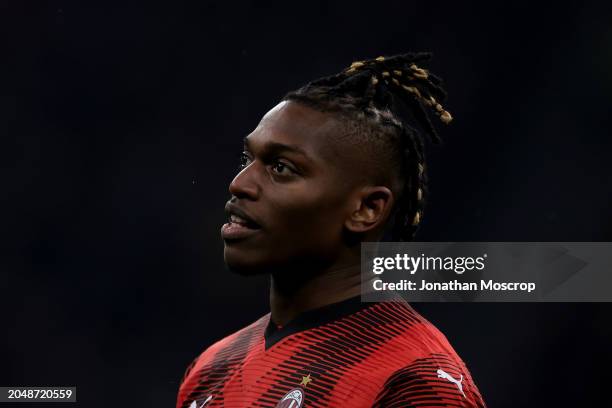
220,52,452,276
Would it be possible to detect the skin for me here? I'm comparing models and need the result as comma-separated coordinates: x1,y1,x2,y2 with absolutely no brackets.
221,100,397,326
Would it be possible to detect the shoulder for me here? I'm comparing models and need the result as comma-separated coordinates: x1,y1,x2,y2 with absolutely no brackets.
179,313,269,384
361,300,459,357
203,313,269,355
361,301,486,406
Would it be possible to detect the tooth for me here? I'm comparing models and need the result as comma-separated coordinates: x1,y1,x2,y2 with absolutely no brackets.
231,214,246,224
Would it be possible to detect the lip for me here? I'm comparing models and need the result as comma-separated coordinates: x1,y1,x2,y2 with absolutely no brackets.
224,202,261,227
221,222,261,240
221,202,262,241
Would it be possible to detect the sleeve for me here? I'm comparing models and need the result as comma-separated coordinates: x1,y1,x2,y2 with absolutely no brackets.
371,353,486,408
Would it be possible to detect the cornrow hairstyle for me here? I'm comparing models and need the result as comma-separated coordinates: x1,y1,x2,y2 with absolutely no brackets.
283,52,452,242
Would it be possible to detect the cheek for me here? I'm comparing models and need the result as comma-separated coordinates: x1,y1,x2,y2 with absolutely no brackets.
223,184,352,273
267,189,347,245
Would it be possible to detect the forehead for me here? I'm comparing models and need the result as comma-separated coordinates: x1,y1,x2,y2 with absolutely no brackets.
245,101,344,163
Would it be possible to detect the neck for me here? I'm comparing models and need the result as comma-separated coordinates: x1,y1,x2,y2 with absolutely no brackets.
269,256,363,327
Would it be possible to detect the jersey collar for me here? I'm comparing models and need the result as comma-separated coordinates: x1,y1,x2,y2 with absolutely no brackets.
263,291,402,349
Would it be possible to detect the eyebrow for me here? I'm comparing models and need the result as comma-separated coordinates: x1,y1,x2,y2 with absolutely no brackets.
243,137,311,160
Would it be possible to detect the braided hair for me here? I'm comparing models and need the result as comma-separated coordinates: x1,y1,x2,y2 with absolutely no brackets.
283,52,452,242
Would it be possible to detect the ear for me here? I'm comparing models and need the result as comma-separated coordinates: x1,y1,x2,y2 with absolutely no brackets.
344,186,395,234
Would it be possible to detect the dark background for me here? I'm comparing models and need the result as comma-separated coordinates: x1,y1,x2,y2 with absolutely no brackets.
2,1,611,407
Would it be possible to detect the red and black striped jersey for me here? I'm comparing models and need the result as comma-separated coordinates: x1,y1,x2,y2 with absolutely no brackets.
176,294,486,407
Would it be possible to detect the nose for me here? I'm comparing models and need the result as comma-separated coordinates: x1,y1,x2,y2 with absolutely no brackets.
229,162,260,200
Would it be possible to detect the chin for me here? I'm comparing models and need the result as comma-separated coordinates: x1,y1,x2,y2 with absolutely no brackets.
223,247,270,276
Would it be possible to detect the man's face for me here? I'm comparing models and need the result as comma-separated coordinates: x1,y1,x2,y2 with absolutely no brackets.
221,101,358,275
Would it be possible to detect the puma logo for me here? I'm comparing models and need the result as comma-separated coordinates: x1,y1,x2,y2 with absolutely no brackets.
437,368,466,398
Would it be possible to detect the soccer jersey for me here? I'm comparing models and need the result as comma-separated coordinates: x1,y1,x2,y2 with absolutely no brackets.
176,293,486,407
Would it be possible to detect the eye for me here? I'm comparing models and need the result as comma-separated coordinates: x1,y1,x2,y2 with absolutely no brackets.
270,160,295,176
238,152,252,170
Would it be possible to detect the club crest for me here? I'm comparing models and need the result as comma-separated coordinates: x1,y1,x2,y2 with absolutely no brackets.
275,388,304,408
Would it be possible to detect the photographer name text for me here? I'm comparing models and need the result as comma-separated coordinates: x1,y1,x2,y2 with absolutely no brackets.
372,279,536,293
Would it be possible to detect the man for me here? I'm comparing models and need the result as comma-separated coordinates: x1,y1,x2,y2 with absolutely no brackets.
177,52,486,407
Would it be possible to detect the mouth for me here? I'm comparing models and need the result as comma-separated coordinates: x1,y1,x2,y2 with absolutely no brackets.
221,203,262,241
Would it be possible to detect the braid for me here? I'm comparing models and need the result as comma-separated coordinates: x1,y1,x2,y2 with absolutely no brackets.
284,52,452,241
